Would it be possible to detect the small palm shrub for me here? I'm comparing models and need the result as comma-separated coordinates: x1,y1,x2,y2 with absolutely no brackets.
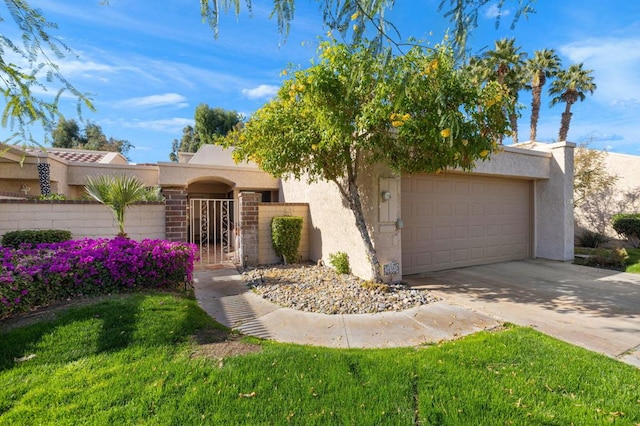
271,216,303,264
85,175,148,237
577,229,609,248
329,251,350,274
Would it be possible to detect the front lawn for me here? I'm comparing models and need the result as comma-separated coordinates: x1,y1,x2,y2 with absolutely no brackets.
625,248,640,273
1,293,639,425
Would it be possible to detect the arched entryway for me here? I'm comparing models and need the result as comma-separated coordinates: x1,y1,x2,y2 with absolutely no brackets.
187,177,236,266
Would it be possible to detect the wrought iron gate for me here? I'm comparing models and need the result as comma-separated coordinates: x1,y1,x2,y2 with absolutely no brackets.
189,199,236,265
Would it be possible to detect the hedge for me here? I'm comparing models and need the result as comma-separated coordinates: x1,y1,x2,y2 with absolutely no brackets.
1,229,72,249
271,216,303,264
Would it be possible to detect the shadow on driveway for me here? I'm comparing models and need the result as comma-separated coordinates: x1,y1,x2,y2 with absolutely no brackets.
405,259,640,365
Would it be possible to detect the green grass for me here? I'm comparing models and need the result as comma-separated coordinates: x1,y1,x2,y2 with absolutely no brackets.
625,248,640,273
1,294,639,425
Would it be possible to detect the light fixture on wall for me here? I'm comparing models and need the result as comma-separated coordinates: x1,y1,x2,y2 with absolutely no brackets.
395,218,404,230
20,183,30,195
381,190,391,201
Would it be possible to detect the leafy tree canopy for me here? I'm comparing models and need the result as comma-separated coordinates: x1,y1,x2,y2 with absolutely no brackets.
0,0,93,146
199,0,535,53
52,118,133,158
169,105,240,161
226,39,512,279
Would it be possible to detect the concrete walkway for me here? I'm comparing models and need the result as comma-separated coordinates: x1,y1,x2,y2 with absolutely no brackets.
193,267,499,349
193,260,640,367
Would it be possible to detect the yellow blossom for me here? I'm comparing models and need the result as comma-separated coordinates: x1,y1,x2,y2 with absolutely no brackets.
351,12,359,21
353,24,358,32
402,113,411,121
391,121,404,127
479,150,489,158
462,139,469,146
440,128,451,138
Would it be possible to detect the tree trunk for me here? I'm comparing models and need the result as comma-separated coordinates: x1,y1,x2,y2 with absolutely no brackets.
530,83,542,141
333,178,382,282
509,112,519,144
559,102,573,141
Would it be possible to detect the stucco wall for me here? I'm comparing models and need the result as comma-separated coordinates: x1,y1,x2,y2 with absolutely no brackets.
280,163,402,280
258,203,310,264
574,150,640,239
603,152,640,191
0,201,165,241
159,163,279,190
280,142,575,279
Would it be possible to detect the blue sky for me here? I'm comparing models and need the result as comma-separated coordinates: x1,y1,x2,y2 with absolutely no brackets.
2,1,639,163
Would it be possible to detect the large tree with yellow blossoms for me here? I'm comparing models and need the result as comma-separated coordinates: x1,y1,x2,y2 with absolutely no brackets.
228,39,512,280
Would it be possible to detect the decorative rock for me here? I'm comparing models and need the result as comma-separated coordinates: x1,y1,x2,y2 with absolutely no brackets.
242,264,439,315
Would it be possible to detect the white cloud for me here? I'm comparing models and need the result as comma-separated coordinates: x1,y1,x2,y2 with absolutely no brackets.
242,84,279,100
484,4,511,19
124,117,194,133
559,37,640,107
117,93,189,109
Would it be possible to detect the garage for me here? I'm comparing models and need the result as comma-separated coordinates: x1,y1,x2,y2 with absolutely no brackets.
401,173,532,274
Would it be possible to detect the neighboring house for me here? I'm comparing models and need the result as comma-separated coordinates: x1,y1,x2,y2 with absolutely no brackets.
574,150,640,241
0,141,575,280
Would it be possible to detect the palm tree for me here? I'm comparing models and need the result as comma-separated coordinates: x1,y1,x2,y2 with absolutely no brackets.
482,38,527,143
549,63,597,141
526,49,561,142
85,175,148,237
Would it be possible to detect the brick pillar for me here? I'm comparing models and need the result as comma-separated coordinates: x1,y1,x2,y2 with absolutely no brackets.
239,192,260,266
163,186,188,242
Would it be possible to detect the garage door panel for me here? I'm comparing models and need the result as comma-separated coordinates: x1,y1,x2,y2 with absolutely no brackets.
402,174,531,274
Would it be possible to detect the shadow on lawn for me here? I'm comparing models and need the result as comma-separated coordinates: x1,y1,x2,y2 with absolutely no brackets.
0,295,144,372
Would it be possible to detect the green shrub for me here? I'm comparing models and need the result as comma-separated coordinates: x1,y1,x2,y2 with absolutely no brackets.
1,229,72,248
271,216,303,264
577,229,609,248
37,193,66,200
612,214,640,248
582,247,629,270
329,251,350,274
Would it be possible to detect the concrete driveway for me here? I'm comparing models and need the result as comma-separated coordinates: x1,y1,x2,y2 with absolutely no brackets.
405,259,640,367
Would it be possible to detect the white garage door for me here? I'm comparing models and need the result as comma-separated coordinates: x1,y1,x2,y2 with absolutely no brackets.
401,174,532,275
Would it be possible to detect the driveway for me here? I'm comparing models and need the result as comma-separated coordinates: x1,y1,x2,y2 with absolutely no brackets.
405,259,640,367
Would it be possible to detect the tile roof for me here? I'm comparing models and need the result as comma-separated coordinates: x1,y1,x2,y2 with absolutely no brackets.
49,149,108,163
26,148,109,163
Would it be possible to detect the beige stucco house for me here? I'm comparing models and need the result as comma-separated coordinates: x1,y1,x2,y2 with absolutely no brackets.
280,142,575,279
1,141,579,279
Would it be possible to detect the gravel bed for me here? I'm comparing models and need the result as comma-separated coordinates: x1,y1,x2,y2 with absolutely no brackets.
242,264,438,315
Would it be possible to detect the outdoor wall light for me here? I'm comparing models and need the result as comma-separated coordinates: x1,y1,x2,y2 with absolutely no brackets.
395,218,404,230
381,190,391,201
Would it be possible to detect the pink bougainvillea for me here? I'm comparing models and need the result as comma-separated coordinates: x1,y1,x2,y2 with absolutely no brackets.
0,237,198,319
